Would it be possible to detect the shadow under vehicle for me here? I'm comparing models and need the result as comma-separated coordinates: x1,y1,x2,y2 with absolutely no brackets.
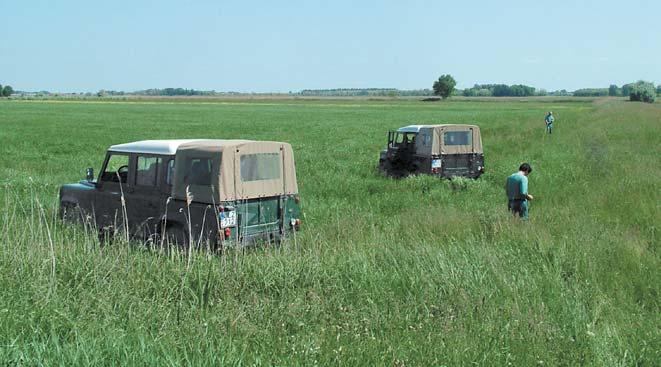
378,124,485,179
59,139,302,248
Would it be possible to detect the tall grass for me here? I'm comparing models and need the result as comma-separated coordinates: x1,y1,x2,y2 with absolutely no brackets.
0,98,658,365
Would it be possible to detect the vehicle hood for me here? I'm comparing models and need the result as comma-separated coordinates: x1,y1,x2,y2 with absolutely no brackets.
59,181,96,199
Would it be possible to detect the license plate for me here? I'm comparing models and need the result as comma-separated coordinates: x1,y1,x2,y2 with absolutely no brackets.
220,211,236,228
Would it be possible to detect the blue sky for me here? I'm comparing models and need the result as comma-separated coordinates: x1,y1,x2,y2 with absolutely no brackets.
1,0,659,92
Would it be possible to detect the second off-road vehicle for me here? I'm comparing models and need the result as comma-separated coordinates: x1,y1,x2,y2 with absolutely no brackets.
378,124,484,179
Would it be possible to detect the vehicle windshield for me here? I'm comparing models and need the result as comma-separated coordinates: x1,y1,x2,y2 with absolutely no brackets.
100,154,129,183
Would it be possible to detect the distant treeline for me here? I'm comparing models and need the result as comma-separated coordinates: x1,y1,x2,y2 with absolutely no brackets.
574,82,659,97
549,81,657,103
10,82,659,99
133,88,219,96
573,88,611,97
299,88,432,97
101,88,435,97
461,84,540,97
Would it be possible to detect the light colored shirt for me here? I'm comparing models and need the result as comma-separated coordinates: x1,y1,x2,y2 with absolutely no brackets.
545,114,555,124
505,171,528,200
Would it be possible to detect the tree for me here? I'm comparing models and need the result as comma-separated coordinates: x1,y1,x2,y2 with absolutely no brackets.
1,85,12,97
629,81,656,103
509,84,535,97
432,75,456,99
608,84,620,96
657,84,661,96
575,88,609,97
621,83,634,97
491,84,511,97
509,85,524,96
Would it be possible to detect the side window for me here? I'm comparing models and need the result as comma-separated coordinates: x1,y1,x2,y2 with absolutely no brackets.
240,153,281,181
101,154,129,183
165,159,175,186
422,132,431,146
184,157,213,186
136,156,161,187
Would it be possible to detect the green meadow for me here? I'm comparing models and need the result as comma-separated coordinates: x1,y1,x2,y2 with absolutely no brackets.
0,97,658,365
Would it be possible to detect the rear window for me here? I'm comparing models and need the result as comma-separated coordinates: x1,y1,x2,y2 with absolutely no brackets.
184,157,213,186
240,153,281,181
444,131,472,146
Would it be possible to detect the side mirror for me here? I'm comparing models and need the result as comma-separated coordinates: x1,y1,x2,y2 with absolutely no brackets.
86,167,94,181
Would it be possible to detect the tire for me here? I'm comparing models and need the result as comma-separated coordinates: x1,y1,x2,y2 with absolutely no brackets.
380,159,395,177
98,227,115,245
60,202,82,223
267,232,282,247
163,226,189,250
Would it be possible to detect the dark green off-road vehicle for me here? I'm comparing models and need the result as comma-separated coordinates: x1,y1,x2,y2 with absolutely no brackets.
378,124,485,179
59,139,302,248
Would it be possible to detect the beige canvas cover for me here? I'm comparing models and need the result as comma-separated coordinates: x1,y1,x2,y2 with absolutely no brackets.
428,124,483,155
172,140,298,203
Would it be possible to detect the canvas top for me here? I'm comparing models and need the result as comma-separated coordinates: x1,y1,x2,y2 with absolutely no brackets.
107,139,298,202
108,139,252,155
399,124,483,155
396,124,480,133
170,140,299,202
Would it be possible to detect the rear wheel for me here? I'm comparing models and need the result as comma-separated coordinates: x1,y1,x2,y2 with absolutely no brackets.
163,226,189,250
266,232,282,247
98,226,116,245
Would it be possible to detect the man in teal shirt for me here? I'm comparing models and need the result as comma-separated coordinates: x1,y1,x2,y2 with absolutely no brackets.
545,111,555,134
505,163,534,220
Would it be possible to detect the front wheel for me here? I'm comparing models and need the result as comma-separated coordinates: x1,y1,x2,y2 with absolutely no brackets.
60,202,82,223
379,159,395,177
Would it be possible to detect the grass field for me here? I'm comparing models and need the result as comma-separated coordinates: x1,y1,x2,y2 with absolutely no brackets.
0,97,659,365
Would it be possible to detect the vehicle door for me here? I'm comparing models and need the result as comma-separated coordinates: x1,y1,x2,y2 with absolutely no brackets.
95,152,130,232
393,132,417,171
415,128,433,173
124,154,170,239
